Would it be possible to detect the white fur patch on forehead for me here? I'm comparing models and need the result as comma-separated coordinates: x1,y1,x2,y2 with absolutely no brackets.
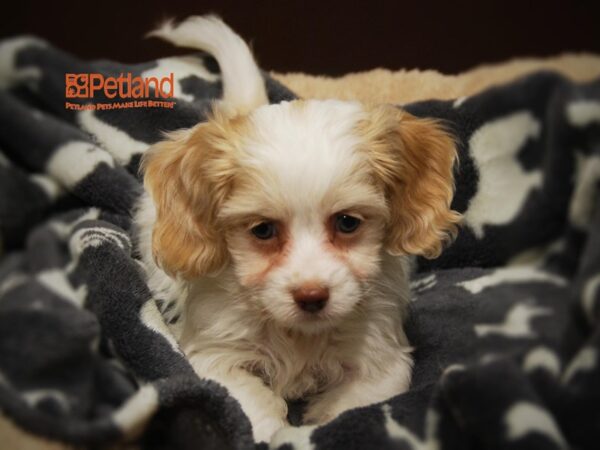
229,100,371,215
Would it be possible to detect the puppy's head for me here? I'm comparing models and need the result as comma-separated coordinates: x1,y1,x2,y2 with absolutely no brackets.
143,100,460,333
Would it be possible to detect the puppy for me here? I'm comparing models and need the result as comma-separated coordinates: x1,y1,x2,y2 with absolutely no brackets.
136,16,460,443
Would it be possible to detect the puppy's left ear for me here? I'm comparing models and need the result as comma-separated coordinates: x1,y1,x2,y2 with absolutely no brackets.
141,120,237,279
361,105,462,258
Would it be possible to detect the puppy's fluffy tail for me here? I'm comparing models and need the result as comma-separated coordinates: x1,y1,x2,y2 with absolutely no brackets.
148,15,268,113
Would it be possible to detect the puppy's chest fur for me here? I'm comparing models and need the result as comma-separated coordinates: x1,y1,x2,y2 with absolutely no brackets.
176,274,407,400
180,295,359,399
245,326,358,399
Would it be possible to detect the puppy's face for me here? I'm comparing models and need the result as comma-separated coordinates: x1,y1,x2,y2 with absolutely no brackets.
143,100,460,333
219,101,389,332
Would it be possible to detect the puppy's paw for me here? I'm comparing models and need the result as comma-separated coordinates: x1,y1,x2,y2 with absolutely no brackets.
303,398,342,425
304,392,365,425
252,416,288,444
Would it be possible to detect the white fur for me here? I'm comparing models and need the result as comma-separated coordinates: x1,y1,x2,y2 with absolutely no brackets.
137,17,413,443
149,15,268,113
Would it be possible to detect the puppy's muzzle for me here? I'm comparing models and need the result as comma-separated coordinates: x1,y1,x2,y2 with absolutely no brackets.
291,284,329,313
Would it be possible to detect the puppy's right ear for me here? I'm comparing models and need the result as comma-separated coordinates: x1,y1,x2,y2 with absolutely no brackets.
141,122,237,278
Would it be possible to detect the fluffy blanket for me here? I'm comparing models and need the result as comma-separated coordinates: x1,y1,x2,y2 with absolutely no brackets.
272,53,600,104
0,36,599,450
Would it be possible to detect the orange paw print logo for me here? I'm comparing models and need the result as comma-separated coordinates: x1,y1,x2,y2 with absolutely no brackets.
65,74,89,98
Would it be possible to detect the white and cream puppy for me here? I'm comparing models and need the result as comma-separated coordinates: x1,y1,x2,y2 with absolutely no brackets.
136,16,460,443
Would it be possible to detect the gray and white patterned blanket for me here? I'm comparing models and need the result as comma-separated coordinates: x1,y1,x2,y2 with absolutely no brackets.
1,36,599,450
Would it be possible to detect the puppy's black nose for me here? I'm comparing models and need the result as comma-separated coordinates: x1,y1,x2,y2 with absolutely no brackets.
292,285,329,313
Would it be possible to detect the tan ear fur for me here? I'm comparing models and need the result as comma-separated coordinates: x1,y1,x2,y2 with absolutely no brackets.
141,113,245,278
359,105,462,258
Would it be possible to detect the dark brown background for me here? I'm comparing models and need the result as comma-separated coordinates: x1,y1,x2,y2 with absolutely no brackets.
2,0,599,75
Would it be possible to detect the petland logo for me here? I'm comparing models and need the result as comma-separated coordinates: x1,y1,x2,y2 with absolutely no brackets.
65,73,176,110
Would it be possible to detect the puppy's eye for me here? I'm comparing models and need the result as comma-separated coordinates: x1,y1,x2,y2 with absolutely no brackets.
251,222,277,240
335,214,361,233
